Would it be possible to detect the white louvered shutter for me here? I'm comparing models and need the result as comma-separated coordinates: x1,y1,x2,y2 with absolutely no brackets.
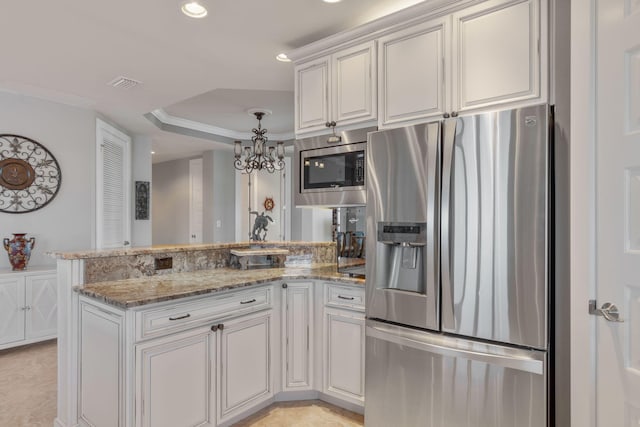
96,119,131,249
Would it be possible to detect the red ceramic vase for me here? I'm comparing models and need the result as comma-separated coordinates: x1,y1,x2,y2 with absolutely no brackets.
3,233,36,271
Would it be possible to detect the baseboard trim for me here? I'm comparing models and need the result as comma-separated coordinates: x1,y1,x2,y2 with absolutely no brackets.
319,392,365,415
275,390,320,401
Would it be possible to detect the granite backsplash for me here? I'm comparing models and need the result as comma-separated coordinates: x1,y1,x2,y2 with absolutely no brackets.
82,242,336,284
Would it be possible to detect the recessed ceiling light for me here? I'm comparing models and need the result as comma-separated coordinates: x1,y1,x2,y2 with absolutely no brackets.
323,0,342,3
181,1,208,18
151,151,156,155
276,53,291,62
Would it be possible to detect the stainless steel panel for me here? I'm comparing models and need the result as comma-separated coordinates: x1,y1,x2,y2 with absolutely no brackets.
294,127,375,207
441,104,549,349
366,123,440,330
365,320,547,427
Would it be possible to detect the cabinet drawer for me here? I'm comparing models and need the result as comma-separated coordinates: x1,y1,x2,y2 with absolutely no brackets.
135,286,272,341
325,283,365,312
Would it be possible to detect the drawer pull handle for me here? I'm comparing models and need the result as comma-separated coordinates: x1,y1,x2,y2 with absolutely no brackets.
240,299,257,305
338,295,355,300
169,313,191,321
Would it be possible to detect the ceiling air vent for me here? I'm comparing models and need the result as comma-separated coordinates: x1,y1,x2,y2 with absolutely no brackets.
107,76,141,89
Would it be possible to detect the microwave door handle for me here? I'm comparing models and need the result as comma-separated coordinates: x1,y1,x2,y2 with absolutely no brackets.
441,118,457,332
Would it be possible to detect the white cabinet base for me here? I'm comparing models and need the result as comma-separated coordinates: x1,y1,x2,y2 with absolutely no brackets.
0,269,57,350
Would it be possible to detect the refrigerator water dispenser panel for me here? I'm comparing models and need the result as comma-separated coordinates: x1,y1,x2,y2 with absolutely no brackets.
376,222,426,293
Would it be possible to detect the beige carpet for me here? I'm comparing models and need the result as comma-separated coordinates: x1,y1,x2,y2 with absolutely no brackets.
0,339,57,427
0,340,363,427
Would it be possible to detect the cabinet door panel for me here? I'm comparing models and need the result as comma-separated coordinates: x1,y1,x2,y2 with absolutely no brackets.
25,274,57,339
282,282,313,390
453,0,543,111
218,311,272,423
80,302,123,427
379,18,449,127
324,309,365,403
0,278,25,346
137,328,215,427
333,41,377,125
295,58,330,133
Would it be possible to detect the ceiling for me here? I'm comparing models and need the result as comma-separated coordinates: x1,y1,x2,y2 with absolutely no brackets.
0,0,426,163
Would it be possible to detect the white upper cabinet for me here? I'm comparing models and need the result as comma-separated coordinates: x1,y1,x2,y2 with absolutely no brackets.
295,41,376,135
332,43,377,125
452,0,545,112
378,16,451,127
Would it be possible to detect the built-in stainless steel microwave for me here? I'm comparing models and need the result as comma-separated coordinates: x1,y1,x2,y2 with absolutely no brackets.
294,127,376,207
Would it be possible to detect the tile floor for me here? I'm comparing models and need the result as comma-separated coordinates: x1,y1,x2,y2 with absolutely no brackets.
0,340,364,427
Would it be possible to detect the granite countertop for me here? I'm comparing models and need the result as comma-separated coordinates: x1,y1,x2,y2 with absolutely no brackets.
48,241,333,260
76,263,364,309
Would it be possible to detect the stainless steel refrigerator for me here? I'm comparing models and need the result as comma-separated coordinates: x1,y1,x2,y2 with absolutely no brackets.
365,104,551,427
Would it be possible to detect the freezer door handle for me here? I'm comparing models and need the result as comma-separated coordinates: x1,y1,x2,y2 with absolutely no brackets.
366,321,544,375
440,119,457,331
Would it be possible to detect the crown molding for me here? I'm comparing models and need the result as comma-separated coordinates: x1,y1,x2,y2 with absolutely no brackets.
286,0,482,62
149,108,295,142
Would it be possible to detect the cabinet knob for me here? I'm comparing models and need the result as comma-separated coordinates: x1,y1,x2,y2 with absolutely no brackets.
211,324,218,332
451,111,458,117
325,121,337,128
282,283,288,289
443,113,450,118
219,323,224,331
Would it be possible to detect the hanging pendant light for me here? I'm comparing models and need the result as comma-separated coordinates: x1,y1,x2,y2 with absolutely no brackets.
234,110,285,173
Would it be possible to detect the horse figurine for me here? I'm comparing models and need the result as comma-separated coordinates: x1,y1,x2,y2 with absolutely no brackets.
249,211,273,241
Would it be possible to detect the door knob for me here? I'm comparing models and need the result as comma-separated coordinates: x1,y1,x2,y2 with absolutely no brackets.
589,300,624,322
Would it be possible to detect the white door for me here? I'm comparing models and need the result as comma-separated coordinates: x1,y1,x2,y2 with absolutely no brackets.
96,118,131,248
323,307,365,404
378,16,450,128
451,0,545,113
217,311,272,424
595,0,640,425
189,158,203,243
0,277,25,345
282,282,313,391
295,56,330,134
332,41,377,125
136,326,215,427
24,274,57,340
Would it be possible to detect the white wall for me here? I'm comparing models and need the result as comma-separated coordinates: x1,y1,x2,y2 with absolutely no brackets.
151,158,191,244
0,91,96,269
132,136,152,246
203,150,236,243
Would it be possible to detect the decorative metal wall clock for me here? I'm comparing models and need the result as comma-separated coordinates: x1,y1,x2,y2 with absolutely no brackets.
0,134,62,213
263,196,275,212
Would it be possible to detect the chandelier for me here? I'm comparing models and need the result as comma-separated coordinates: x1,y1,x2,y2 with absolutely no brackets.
234,111,285,173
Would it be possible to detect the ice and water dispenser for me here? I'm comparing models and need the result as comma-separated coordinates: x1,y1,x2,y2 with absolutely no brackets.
376,222,427,294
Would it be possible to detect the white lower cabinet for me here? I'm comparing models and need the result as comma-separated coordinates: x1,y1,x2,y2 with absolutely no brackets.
323,307,365,406
76,280,366,426
281,281,314,391
217,311,273,424
0,269,57,350
136,326,216,427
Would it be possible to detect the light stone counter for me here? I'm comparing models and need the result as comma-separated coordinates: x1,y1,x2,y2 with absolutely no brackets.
76,263,364,308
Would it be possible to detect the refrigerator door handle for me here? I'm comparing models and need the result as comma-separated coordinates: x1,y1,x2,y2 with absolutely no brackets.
440,119,457,331
366,321,544,376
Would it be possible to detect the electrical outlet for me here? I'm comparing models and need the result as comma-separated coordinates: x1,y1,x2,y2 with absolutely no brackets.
155,257,173,270
216,220,222,228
